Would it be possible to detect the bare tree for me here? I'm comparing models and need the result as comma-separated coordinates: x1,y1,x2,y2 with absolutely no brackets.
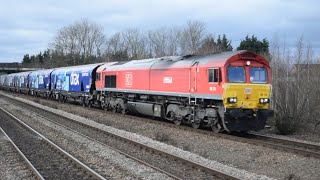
146,26,182,57
51,19,106,65
167,27,181,56
148,27,169,57
122,28,148,59
105,32,128,61
180,20,207,55
270,35,320,134
103,20,209,61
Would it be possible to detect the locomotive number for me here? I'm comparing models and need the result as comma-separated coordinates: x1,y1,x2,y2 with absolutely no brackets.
71,73,80,85
163,77,173,84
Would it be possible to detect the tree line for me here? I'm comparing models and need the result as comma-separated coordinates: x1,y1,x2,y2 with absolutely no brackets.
22,19,268,68
270,36,320,134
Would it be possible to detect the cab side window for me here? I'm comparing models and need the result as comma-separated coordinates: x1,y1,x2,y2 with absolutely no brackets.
105,75,116,88
208,68,219,83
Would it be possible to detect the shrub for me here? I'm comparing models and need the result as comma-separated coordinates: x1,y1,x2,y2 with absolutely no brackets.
285,173,300,180
275,116,299,135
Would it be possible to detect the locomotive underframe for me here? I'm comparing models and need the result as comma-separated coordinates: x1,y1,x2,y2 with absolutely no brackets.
94,90,269,132
95,90,231,132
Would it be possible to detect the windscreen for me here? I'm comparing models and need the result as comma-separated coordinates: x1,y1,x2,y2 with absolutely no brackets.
250,67,267,83
227,66,245,83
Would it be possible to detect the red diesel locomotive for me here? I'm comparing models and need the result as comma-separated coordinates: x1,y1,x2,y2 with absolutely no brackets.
94,50,272,132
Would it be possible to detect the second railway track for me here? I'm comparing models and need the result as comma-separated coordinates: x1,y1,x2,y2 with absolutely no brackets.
1,91,320,180
0,94,244,180
0,127,39,180
0,107,105,180
242,132,320,158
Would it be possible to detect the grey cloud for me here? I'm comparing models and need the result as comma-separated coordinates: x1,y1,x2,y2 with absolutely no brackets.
0,0,319,62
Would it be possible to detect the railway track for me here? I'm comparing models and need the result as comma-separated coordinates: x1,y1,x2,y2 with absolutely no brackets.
243,132,320,158
0,127,40,180
0,107,105,180
1,94,241,180
3,92,320,160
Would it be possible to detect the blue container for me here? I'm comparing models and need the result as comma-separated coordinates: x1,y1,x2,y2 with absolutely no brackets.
51,64,102,93
6,74,15,87
29,69,55,90
0,75,7,86
15,72,32,88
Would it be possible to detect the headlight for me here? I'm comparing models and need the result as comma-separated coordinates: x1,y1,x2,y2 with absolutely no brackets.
259,98,269,104
227,97,237,103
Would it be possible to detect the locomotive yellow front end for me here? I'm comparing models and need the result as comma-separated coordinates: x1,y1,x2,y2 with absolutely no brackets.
223,83,271,110
220,53,273,132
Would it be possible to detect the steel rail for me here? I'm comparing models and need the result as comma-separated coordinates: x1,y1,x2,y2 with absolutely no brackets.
0,107,106,180
246,132,320,158
12,105,183,180
0,126,44,180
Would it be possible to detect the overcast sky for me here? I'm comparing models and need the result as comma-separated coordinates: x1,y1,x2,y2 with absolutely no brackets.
0,0,319,63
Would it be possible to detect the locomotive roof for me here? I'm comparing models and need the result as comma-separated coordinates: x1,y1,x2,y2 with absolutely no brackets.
101,50,248,71
97,62,124,72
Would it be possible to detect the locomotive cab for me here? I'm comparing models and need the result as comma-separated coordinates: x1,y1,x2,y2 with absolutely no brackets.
221,52,272,132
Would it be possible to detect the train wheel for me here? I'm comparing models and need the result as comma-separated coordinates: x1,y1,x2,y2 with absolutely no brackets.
88,102,92,108
120,108,126,115
106,105,112,111
211,121,221,133
99,101,105,110
81,97,86,107
173,116,183,125
166,111,177,123
112,106,117,113
174,119,182,125
119,104,126,115
116,100,126,115
192,122,200,129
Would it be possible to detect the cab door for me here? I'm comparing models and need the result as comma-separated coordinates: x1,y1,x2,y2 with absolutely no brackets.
207,68,220,93
190,61,199,93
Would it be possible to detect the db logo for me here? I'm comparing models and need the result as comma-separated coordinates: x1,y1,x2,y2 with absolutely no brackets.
71,73,79,85
125,73,132,87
